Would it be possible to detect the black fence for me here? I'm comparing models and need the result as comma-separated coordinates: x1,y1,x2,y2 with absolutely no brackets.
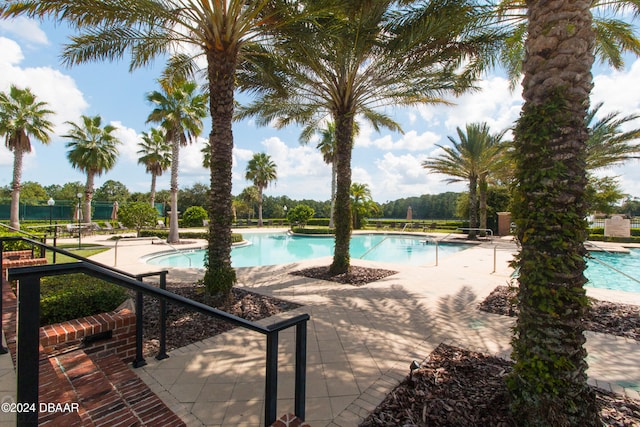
0,201,163,221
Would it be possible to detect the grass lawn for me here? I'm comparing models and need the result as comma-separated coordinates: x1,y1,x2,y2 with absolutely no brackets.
45,244,110,264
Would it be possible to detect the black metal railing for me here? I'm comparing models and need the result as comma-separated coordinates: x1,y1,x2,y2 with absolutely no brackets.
0,236,308,427
0,235,169,362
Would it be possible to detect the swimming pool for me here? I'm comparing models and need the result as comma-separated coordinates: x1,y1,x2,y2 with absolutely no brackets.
586,248,640,293
144,232,471,268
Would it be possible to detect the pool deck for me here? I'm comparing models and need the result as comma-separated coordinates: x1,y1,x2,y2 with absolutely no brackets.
1,228,640,426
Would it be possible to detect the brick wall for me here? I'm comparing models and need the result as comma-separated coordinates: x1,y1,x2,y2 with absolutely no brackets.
1,250,48,279
40,307,137,362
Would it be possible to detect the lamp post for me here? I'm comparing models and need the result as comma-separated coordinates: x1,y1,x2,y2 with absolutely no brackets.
47,198,55,232
77,192,82,249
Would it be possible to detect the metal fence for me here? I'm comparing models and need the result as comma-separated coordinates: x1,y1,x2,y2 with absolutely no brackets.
0,201,162,221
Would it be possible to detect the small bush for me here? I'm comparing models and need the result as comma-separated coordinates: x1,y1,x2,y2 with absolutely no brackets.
292,227,334,235
182,206,208,227
307,218,330,227
287,205,315,228
40,273,129,326
138,229,243,243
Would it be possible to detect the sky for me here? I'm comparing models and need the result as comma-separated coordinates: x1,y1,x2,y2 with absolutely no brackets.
1,17,640,205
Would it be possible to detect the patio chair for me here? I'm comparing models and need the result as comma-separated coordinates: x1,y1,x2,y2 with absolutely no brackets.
203,219,209,227
157,220,166,229
103,222,114,232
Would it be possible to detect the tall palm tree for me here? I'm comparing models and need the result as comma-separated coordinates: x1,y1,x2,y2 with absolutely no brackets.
245,152,277,226
508,0,599,424
0,85,54,230
1,0,300,298
300,122,337,228
238,0,501,274
137,127,172,208
146,79,206,244
423,123,505,239
493,0,640,87
64,115,121,224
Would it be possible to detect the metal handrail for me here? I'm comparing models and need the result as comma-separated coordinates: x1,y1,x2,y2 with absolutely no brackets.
2,236,308,426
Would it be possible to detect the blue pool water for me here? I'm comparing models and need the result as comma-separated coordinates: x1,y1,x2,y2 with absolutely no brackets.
586,248,640,293
144,232,470,268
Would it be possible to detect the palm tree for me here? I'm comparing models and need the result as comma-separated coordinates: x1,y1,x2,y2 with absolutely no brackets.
0,85,54,230
1,0,301,298
585,102,640,170
64,115,121,224
507,0,600,424
350,183,377,230
238,0,501,274
493,0,640,87
245,153,277,226
137,127,172,208
146,79,206,244
423,123,505,239
300,122,337,228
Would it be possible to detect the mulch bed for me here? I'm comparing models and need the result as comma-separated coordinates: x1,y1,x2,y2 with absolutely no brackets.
479,285,640,341
141,284,301,357
290,265,398,286
360,343,640,427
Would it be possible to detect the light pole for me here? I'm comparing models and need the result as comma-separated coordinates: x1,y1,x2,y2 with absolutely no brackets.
47,198,55,232
77,192,82,249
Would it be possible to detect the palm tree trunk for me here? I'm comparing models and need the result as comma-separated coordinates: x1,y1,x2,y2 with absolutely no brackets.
9,147,24,230
150,173,157,208
257,189,263,227
478,176,488,237
468,175,478,239
330,113,355,274
168,140,180,243
329,162,336,229
83,172,94,224
203,47,238,297
508,0,599,424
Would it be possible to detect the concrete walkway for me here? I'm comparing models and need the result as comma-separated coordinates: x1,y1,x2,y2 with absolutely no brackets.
1,230,640,426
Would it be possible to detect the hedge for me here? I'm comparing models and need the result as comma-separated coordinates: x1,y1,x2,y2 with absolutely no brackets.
291,227,334,235
138,229,243,243
40,273,129,326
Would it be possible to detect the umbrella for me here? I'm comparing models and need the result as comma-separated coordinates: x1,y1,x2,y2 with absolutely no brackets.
73,203,83,221
406,206,413,221
111,201,119,220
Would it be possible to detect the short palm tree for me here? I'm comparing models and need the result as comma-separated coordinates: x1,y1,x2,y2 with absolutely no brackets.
245,153,277,226
146,79,206,244
350,183,376,230
238,0,501,273
423,123,505,239
137,127,172,208
300,122,337,228
64,115,121,224
0,85,54,230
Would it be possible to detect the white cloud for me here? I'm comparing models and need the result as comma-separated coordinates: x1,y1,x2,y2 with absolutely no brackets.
0,37,24,65
442,76,522,133
0,18,49,46
592,59,640,122
111,122,142,163
371,152,465,201
260,137,326,178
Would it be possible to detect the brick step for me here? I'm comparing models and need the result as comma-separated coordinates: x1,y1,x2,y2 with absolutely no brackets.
54,350,186,427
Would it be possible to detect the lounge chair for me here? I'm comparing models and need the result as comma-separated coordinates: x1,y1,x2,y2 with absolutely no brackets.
203,219,209,227
157,220,166,229
103,222,114,232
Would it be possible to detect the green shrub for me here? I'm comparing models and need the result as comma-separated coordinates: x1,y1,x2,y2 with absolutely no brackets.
138,229,243,243
182,206,208,227
307,218,330,227
292,227,334,235
589,227,604,235
588,235,640,243
118,201,158,237
40,273,129,326
287,205,315,228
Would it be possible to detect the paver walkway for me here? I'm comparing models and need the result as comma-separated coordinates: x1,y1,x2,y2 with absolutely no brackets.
2,231,639,426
